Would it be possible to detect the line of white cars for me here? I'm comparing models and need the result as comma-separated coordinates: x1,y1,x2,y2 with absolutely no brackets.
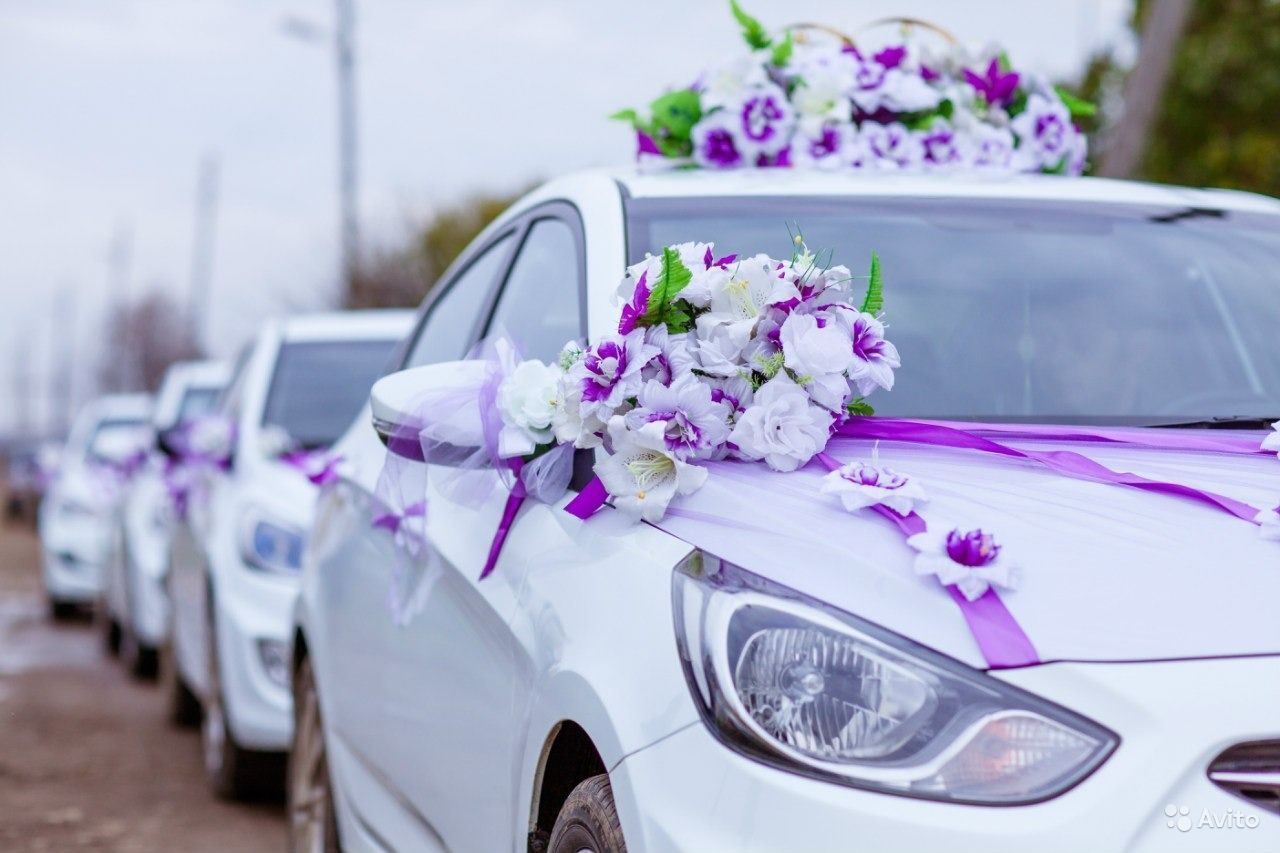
37,166,1280,852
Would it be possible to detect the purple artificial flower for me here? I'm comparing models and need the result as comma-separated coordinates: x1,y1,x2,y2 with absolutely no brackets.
740,90,786,143
945,528,1001,567
617,270,649,334
575,330,659,421
1011,94,1074,170
623,377,731,460
842,309,901,396
636,131,662,157
873,45,906,70
640,325,695,386
919,120,969,168
964,58,1021,108
692,113,745,169
860,122,924,170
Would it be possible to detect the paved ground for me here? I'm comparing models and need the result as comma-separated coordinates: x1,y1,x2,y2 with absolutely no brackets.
0,519,286,852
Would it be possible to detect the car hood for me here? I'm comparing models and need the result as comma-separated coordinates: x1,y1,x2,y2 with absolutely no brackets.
654,433,1280,669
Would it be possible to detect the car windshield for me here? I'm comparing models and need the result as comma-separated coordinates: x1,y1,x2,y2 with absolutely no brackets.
178,385,221,421
262,339,397,449
627,196,1280,424
88,419,150,461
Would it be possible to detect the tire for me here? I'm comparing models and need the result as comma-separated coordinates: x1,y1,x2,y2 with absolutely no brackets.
203,608,285,800
48,599,78,622
101,613,121,656
288,654,341,853
121,628,159,680
548,775,627,853
160,644,202,727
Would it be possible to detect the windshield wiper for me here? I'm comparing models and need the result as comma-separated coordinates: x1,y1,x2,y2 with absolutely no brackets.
1146,416,1278,430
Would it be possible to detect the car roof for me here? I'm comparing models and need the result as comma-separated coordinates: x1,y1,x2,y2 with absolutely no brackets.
518,166,1280,216
277,309,416,344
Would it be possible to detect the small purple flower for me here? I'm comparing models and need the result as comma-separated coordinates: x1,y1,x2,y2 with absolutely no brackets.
945,529,1001,567
582,340,629,403
623,377,731,460
964,58,1021,108
691,112,745,169
841,460,909,490
861,122,924,170
873,45,906,70
573,330,658,421
1011,94,1075,170
740,91,786,143
920,121,965,167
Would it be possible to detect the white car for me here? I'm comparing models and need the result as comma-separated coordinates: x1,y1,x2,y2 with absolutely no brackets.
291,169,1280,853
102,359,229,678
39,394,153,620
166,310,413,800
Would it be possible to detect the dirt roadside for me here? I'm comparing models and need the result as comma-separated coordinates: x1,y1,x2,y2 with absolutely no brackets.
0,521,286,852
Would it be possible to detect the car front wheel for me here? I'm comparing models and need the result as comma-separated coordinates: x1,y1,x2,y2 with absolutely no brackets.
203,610,282,800
547,775,627,853
288,653,340,853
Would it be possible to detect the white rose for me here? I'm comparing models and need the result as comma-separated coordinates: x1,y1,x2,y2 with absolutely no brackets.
728,373,834,472
496,360,562,457
780,312,854,379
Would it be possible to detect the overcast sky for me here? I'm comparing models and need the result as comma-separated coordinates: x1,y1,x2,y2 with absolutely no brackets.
0,0,1129,436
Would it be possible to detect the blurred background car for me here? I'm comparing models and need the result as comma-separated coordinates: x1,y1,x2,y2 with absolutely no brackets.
101,359,230,679
37,394,153,620
3,438,60,527
164,309,411,800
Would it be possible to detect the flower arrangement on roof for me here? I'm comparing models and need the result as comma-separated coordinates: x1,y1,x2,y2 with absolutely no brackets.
612,1,1096,175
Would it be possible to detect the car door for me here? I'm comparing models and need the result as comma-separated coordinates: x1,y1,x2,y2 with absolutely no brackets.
318,226,520,844
324,206,587,851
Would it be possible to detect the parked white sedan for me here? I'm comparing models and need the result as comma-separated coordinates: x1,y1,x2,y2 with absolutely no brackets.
292,168,1280,852
102,359,229,678
166,310,412,800
39,394,152,619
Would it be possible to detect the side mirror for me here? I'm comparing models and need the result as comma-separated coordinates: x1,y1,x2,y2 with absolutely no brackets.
370,360,490,465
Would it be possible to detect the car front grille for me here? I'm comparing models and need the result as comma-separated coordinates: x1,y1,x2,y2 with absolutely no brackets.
1207,741,1280,816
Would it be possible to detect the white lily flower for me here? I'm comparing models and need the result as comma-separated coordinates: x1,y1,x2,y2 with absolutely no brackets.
595,417,707,522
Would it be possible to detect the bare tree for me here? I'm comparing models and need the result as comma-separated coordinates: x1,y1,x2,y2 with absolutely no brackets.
98,289,203,393
1097,0,1194,177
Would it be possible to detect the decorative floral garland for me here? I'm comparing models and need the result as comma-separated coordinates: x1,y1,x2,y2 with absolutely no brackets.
613,2,1094,175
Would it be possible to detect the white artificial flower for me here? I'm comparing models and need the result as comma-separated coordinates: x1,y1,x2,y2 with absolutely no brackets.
551,376,605,449
907,526,1020,601
700,55,770,111
1011,93,1075,171
706,254,800,324
820,458,927,516
859,121,925,171
728,373,834,472
791,121,857,171
495,359,562,457
595,417,708,522
1264,421,1280,458
1256,505,1280,541
693,314,755,377
780,311,854,379
571,329,660,423
789,49,855,127
623,376,732,460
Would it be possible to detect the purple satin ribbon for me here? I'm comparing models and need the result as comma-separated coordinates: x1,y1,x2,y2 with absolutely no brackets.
814,451,1040,668
280,450,344,486
836,418,1262,525
565,475,609,519
372,500,426,534
912,419,1269,456
479,458,526,580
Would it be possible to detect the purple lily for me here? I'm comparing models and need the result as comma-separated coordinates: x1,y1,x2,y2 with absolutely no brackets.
617,270,650,334
964,58,1020,107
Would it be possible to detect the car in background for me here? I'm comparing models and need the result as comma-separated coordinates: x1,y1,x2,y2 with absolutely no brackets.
4,438,59,526
102,359,230,678
290,168,1280,852
166,310,413,800
38,394,152,620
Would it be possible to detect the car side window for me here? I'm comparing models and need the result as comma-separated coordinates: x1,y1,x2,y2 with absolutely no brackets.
405,234,513,367
485,217,583,362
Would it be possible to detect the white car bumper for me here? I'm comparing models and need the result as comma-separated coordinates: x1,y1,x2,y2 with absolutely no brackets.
40,516,111,602
611,656,1280,853
215,569,297,752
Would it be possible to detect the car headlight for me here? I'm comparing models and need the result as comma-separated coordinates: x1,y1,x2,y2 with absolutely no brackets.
238,511,304,574
672,551,1117,805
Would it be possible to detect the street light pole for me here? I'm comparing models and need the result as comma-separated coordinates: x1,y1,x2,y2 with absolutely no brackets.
334,0,359,285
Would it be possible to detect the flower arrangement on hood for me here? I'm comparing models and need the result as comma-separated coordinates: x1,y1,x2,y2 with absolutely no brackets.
493,234,898,522
613,1,1094,175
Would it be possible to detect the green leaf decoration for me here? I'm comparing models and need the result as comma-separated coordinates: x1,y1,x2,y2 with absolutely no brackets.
649,89,702,141
846,397,875,417
860,251,883,315
643,246,694,326
730,0,772,50
1054,85,1098,120
609,108,640,126
770,29,793,66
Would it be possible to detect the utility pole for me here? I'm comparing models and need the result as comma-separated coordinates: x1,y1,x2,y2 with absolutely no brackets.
335,0,359,285
187,154,220,350
106,223,134,392
50,287,76,436
283,0,360,288
12,329,31,439
1096,0,1193,178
